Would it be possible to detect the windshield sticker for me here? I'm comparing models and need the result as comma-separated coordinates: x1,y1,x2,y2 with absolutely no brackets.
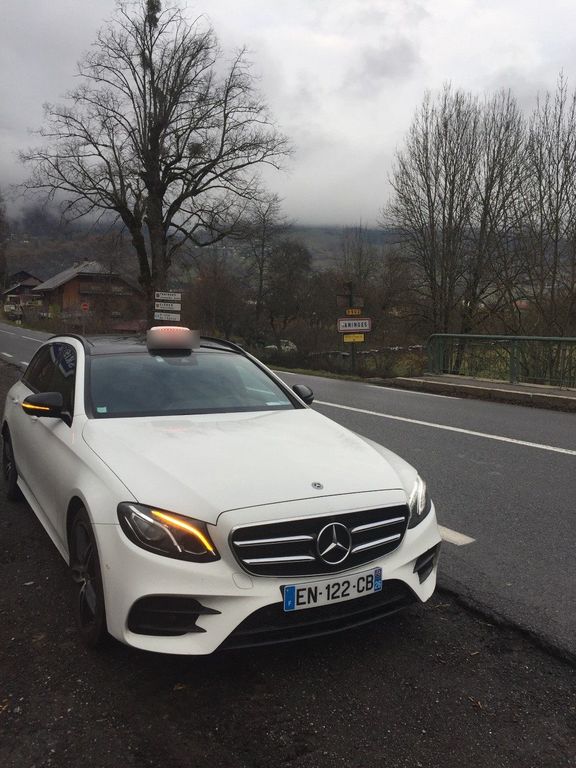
96,406,108,413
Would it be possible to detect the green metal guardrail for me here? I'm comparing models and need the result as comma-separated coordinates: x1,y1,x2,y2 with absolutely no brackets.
427,334,576,388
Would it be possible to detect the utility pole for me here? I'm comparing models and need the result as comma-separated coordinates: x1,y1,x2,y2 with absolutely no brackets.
345,281,356,374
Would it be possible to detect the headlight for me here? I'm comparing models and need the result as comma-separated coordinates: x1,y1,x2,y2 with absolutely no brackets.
407,476,432,528
117,503,219,563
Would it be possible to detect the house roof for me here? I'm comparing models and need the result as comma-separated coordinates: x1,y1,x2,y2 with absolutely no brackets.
8,270,41,285
2,280,40,296
33,261,117,293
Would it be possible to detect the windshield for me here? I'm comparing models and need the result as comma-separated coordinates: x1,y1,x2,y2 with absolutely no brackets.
87,350,296,418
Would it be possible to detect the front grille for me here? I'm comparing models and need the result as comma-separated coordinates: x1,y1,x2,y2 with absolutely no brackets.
230,504,409,577
220,579,415,649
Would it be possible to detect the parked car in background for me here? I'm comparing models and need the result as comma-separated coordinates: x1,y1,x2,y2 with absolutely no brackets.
264,339,298,353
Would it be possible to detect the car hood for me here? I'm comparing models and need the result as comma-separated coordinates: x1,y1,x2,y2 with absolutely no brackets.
82,408,406,524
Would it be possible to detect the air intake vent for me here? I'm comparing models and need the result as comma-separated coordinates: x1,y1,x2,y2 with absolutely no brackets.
127,596,220,636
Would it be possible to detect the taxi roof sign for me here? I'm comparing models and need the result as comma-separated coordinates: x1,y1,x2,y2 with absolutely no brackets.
146,326,200,352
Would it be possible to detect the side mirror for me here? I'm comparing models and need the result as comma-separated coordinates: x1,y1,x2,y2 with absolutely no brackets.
292,384,314,405
22,392,64,419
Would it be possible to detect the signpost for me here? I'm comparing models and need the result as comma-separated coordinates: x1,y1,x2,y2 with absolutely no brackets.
338,282,371,373
337,294,364,308
154,291,182,324
155,291,182,301
80,302,90,335
337,317,372,333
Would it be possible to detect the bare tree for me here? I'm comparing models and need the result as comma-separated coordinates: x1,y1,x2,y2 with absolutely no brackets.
265,240,311,345
514,75,576,335
0,191,9,289
338,224,380,291
20,1,290,323
240,194,289,322
185,245,247,337
461,90,526,335
387,86,480,333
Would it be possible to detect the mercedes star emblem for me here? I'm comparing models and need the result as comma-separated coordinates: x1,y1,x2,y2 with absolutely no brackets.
316,522,352,565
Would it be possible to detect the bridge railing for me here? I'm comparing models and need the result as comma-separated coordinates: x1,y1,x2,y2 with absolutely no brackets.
427,334,576,388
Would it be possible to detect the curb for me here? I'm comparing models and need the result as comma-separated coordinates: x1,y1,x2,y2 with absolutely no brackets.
373,377,576,412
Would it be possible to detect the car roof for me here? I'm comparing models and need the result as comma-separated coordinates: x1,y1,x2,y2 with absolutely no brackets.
47,333,244,357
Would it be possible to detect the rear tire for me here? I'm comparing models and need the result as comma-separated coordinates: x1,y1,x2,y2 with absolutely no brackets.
69,508,108,648
2,432,22,501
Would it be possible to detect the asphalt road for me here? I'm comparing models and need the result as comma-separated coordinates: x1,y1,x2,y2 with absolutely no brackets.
273,369,576,660
0,323,575,767
0,323,49,366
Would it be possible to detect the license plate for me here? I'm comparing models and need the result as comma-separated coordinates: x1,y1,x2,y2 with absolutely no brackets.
283,567,382,612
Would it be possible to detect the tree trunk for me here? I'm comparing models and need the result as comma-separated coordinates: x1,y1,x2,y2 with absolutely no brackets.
146,196,170,327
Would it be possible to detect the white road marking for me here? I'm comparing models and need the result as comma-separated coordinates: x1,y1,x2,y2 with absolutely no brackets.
21,335,43,343
0,329,15,336
20,361,28,367
315,400,576,456
1,352,13,358
439,526,475,546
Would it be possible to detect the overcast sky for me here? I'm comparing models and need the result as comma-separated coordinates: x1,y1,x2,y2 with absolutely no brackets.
2,0,576,225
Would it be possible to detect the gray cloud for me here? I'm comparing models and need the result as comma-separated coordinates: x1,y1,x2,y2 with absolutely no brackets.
343,38,421,96
2,0,576,225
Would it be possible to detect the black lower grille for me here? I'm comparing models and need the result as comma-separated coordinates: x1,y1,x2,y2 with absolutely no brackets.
413,544,441,583
230,504,409,577
220,580,416,649
128,595,220,636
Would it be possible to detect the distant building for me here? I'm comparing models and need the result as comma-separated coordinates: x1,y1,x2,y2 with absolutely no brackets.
6,270,42,289
2,272,43,318
32,261,144,327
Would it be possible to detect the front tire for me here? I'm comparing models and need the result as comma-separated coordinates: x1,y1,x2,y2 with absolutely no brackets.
69,508,108,648
2,431,22,501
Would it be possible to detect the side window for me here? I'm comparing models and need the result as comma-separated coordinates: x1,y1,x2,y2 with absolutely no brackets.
23,346,54,393
23,343,77,414
49,343,77,414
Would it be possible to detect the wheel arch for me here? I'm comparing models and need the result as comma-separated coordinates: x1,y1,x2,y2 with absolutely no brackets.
66,496,89,554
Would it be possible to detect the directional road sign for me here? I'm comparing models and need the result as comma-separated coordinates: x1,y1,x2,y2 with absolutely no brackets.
154,311,181,322
154,301,182,311
155,291,182,302
337,317,372,333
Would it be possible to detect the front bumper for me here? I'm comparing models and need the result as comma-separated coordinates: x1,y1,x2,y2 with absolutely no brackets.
95,496,441,655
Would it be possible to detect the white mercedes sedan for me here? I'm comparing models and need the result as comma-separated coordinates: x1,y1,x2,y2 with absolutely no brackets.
2,327,441,654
